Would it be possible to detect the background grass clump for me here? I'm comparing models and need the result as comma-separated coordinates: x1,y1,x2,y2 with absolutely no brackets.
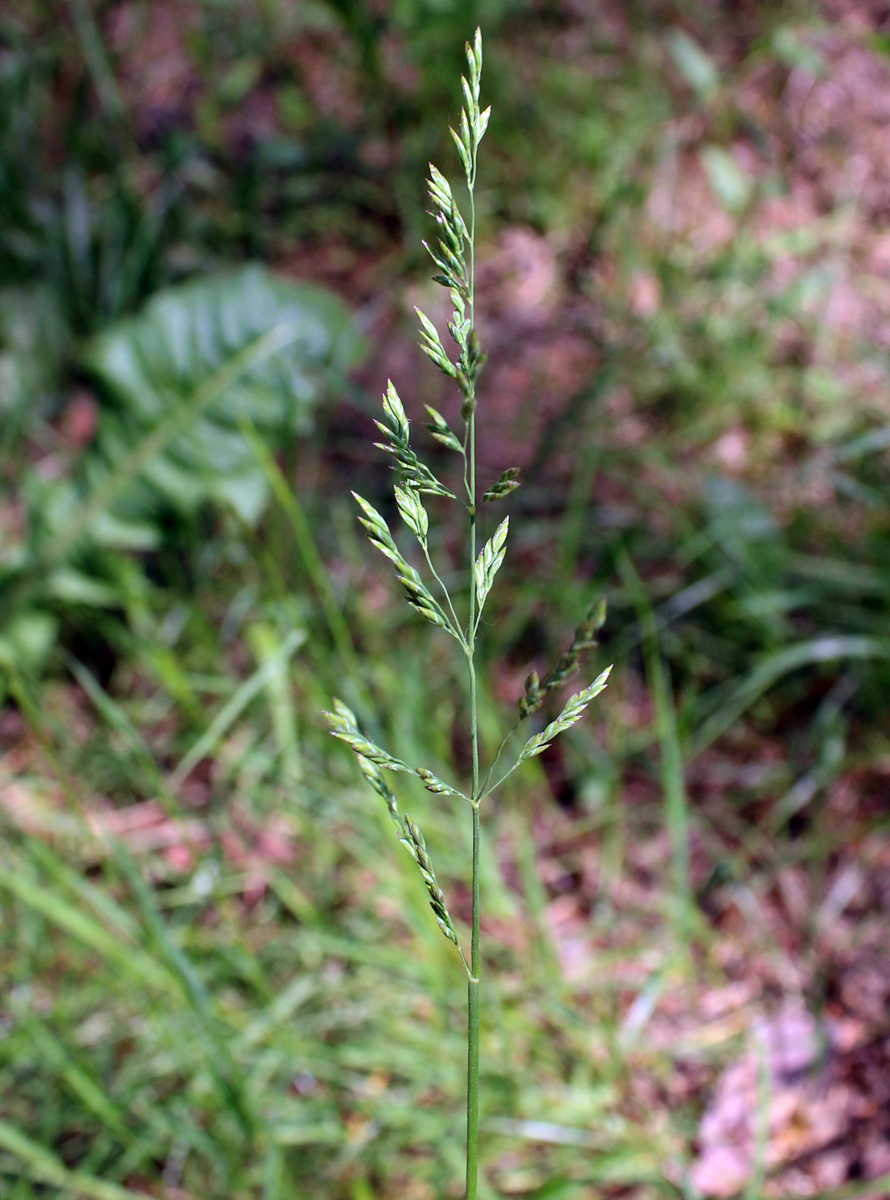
4,1,890,1197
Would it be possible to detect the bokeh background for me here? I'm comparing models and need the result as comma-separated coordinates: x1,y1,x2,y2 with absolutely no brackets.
4,1,890,1196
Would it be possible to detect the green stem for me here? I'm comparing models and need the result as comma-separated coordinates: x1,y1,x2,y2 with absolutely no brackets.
466,804,480,1200
479,756,522,804
422,541,464,640
465,157,481,1196
480,718,522,796
466,431,480,1198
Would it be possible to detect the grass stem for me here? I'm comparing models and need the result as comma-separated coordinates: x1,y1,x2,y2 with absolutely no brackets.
466,807,481,1200
466,162,481,1198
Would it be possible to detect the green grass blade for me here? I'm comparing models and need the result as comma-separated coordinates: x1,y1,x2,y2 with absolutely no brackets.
168,626,305,789
67,656,181,812
0,855,169,991
247,622,302,784
240,416,368,694
690,635,890,759
0,1120,147,1200
109,840,256,1137
43,320,311,565
619,551,692,942
20,1016,131,1142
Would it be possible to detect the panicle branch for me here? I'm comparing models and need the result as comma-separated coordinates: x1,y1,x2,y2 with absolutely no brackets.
400,816,464,952
519,597,608,719
518,666,613,761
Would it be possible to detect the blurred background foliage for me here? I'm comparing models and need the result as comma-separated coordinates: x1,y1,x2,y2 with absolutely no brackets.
4,0,890,1197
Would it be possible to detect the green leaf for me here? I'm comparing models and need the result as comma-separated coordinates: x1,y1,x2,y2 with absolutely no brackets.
45,568,123,607
169,627,306,790
519,666,613,760
772,27,826,75
80,265,362,531
0,860,170,993
0,1119,149,1200
474,516,509,613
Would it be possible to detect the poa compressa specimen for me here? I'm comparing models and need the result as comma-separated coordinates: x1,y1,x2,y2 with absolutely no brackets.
324,29,611,1197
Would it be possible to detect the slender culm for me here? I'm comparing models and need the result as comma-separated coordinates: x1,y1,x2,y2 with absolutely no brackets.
323,29,612,1195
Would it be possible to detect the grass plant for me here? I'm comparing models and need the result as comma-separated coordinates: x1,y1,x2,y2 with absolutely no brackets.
6,5,890,1196
323,32,611,1196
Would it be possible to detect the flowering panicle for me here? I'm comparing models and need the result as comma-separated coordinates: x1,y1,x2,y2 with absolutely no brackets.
322,29,611,1199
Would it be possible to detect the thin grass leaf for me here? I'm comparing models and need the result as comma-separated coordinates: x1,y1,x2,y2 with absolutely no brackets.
68,656,169,797
24,834,142,945
263,1144,285,1200
690,634,890,759
0,1119,148,1200
519,665,613,760
620,552,692,940
247,622,302,784
110,840,255,1137
473,516,509,614
169,627,305,789
242,417,365,689
21,1015,131,1142
0,857,169,992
